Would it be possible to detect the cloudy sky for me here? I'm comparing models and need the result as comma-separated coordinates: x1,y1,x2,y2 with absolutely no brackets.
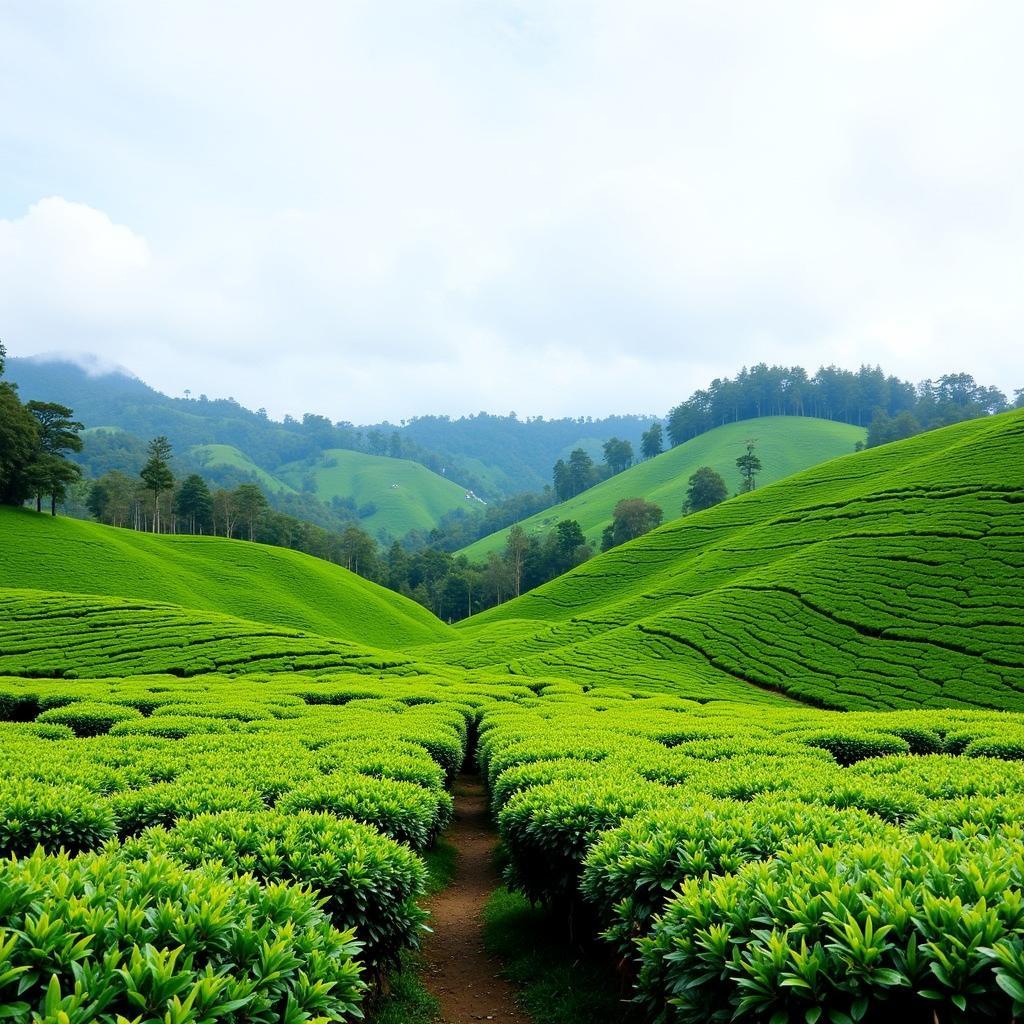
1,1,1022,422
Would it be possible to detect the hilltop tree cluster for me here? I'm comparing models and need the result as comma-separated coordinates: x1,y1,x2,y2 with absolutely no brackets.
0,342,83,514
665,364,1010,446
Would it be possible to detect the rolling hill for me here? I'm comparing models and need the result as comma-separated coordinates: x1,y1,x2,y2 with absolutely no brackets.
191,443,297,495
459,416,865,559
0,507,453,648
437,410,1024,710
0,588,439,679
278,448,481,539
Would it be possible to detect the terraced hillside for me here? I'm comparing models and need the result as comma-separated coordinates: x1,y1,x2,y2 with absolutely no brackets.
278,447,479,538
460,416,864,559
0,589,445,679
0,507,453,648
442,410,1024,710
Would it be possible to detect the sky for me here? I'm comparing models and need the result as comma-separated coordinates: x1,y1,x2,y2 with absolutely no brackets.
1,1,1022,423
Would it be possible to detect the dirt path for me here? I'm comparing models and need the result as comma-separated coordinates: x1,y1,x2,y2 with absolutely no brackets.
421,773,528,1024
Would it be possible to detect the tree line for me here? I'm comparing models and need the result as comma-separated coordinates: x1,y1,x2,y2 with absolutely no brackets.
0,342,84,514
664,364,1015,447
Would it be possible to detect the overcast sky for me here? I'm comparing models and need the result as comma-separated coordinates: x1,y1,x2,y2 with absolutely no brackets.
1,1,1022,422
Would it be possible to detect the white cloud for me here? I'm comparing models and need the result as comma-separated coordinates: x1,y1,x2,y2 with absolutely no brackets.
0,1,1022,422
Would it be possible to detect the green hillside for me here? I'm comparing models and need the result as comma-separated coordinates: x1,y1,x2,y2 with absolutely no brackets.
192,443,297,494
0,588,440,679
0,507,452,648
441,411,1024,710
460,416,864,559
279,448,479,539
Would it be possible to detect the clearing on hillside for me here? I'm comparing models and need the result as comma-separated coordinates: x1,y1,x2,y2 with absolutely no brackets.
278,447,479,539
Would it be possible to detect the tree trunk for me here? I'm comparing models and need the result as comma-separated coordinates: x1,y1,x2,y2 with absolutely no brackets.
50,494,57,516
36,494,41,513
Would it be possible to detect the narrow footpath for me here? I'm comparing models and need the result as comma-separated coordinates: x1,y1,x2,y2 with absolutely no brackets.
421,773,528,1024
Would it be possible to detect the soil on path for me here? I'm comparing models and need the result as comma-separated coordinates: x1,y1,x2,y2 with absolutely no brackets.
421,773,529,1024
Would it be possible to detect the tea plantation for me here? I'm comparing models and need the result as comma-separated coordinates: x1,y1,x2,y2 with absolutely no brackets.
0,506,451,647
1,410,1023,1022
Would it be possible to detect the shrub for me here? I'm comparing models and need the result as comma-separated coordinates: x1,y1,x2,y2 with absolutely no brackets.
123,810,428,969
637,832,1024,1024
277,775,451,851
0,780,117,856
801,728,910,764
36,700,144,736
0,847,364,1021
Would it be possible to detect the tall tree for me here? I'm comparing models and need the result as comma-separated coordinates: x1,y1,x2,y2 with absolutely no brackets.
25,401,83,515
736,439,762,493
601,498,663,550
0,341,40,506
232,483,268,541
505,524,529,598
640,423,664,459
140,436,174,532
602,437,634,475
566,448,597,497
87,470,137,527
176,474,214,534
684,466,728,513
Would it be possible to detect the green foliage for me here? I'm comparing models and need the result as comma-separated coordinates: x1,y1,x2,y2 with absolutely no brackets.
0,847,365,1022
36,700,144,736
601,497,664,551
123,810,428,969
682,465,728,512
483,886,638,1024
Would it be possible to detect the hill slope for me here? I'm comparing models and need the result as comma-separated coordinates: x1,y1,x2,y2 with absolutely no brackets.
438,411,1024,710
191,444,297,495
0,508,452,648
459,417,864,559
0,588,440,679
278,448,480,539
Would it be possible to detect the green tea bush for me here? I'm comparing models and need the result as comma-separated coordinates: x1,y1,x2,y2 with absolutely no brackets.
800,728,911,764
109,714,233,738
109,781,266,837
498,776,669,906
0,779,117,856
277,775,452,851
0,847,364,1022
581,798,898,958
36,700,144,736
123,810,428,969
637,831,1024,1024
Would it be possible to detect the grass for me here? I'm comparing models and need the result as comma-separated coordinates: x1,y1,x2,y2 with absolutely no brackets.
482,885,639,1024
437,410,1024,710
0,505,453,648
278,448,479,539
460,416,864,559
191,442,298,494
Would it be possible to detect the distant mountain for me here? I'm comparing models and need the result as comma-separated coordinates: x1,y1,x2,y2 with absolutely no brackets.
6,356,654,503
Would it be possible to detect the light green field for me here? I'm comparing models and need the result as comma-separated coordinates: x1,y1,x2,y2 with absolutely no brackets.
438,410,1024,709
279,448,476,538
0,507,453,648
191,443,297,494
459,416,864,559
